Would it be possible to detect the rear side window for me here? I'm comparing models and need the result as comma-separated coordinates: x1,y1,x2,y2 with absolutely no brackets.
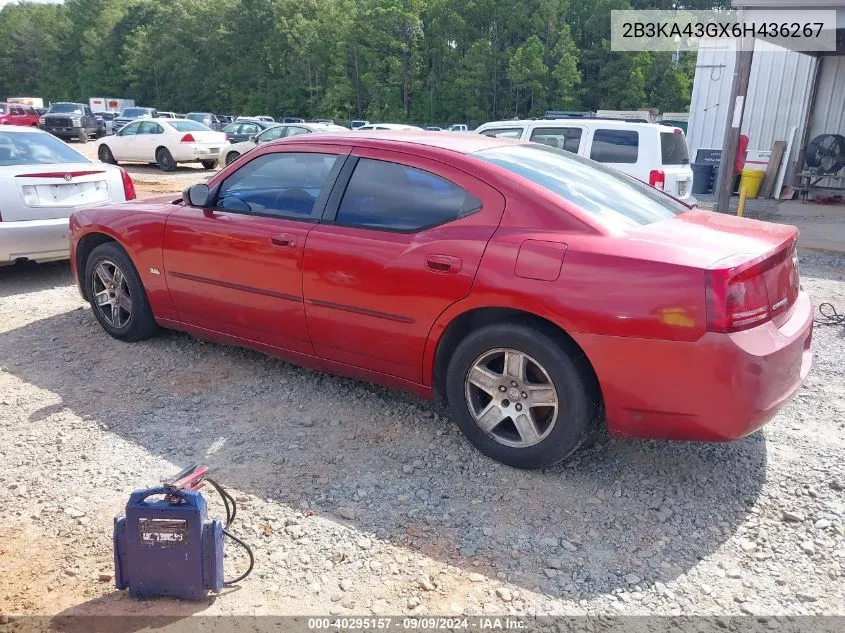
215,152,339,218
335,158,482,232
530,127,582,153
660,131,690,165
589,129,639,164
480,128,524,139
169,119,208,132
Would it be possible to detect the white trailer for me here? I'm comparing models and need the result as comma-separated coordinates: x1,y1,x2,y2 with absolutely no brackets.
89,97,135,113
6,97,44,108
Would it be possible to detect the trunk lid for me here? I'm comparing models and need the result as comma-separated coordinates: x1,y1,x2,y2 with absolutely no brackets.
2,164,115,221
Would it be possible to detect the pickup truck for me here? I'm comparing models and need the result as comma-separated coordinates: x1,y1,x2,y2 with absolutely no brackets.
40,102,104,141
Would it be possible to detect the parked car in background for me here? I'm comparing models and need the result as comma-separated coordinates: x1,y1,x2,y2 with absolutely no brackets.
69,131,811,469
96,118,226,171
222,119,276,144
448,124,469,132
175,113,186,119
221,122,346,166
217,115,235,126
0,126,135,265
0,103,40,127
185,112,222,131
157,111,177,119
354,123,424,131
113,107,158,134
35,107,47,117
253,116,275,123
350,120,369,129
426,126,443,131
314,118,335,124
475,118,696,204
95,111,117,135
281,116,305,123
40,102,104,142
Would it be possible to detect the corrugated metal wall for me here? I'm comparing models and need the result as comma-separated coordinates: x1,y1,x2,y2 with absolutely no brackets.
810,56,845,138
687,40,819,165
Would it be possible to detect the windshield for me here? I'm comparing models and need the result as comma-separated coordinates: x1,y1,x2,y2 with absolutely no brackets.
120,108,149,118
49,103,83,114
169,119,209,132
473,143,688,230
0,130,88,166
660,131,690,165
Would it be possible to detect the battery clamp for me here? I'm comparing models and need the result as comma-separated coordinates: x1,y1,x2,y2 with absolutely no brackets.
113,464,254,601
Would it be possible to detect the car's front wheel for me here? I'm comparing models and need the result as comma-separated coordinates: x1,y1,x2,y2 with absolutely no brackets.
156,147,176,172
84,242,158,342
98,145,117,165
445,323,600,469
225,151,240,166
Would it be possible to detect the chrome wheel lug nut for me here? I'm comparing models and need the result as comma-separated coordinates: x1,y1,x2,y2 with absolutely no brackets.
498,385,507,392
515,403,523,412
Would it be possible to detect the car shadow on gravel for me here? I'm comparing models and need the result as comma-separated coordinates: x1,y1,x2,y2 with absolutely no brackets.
2,306,768,602
0,261,73,300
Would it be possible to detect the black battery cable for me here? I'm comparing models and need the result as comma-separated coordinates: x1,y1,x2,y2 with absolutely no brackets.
816,302,845,328
205,477,255,585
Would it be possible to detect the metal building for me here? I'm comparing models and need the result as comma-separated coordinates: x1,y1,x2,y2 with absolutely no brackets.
686,1,845,210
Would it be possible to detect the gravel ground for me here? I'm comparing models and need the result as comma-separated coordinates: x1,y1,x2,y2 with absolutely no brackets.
1,243,844,623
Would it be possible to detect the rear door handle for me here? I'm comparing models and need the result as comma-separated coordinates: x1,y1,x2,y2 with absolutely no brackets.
271,233,296,248
425,254,462,274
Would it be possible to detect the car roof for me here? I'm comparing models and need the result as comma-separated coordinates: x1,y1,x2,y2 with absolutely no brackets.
478,118,681,131
267,129,522,154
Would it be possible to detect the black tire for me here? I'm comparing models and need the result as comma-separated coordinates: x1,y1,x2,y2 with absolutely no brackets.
201,159,218,170
78,129,88,143
445,323,600,469
225,151,240,166
84,242,158,342
156,147,176,172
95,127,105,139
98,144,117,165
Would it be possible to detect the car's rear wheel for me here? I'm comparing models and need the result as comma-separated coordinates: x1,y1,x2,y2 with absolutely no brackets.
445,323,599,469
98,145,117,165
84,242,158,342
156,147,176,172
77,129,87,143
225,151,240,166
201,159,217,170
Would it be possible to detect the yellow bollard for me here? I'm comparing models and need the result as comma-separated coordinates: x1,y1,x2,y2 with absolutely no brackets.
737,186,748,218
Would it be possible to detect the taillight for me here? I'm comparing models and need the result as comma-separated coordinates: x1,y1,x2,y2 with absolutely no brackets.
649,169,665,190
120,167,136,201
180,133,195,143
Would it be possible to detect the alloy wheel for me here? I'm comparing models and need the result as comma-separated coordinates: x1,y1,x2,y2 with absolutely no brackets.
92,260,132,328
464,348,559,448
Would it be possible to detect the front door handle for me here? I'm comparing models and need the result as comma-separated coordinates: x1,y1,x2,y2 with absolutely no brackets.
271,233,296,248
425,254,462,274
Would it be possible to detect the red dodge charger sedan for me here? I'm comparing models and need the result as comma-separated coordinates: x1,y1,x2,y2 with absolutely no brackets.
69,132,813,468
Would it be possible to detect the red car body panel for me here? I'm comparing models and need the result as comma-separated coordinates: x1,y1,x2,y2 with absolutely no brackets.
70,132,814,442
0,103,40,127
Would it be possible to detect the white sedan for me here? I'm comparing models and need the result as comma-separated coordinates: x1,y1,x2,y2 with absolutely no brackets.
95,118,227,172
0,126,134,265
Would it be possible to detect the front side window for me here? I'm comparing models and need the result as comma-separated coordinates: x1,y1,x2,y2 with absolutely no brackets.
530,127,582,153
335,158,482,232
138,121,163,135
257,126,285,143
215,152,339,218
589,129,639,164
480,128,524,139
473,143,686,231
285,127,310,138
120,122,141,136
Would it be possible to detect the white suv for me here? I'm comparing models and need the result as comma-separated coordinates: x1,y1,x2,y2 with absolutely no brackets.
474,118,695,204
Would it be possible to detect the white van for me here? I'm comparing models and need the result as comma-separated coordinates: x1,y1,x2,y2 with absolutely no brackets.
474,118,695,204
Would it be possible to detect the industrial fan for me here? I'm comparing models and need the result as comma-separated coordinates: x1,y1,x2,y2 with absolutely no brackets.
805,133,845,175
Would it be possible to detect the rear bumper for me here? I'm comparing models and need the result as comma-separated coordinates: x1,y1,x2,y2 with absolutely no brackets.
172,145,222,163
576,291,814,441
0,217,70,264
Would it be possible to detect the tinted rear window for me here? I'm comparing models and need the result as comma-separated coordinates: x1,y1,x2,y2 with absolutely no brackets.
169,119,209,132
660,131,690,165
0,130,88,166
589,129,639,164
473,143,687,230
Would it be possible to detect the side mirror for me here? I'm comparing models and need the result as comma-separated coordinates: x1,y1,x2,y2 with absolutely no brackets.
248,135,257,143
183,183,210,208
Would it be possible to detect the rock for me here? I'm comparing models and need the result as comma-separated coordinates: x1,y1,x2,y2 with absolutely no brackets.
830,480,844,491
782,511,805,523
797,592,819,603
64,507,85,519
546,557,562,570
98,573,112,582
496,588,513,602
369,560,383,572
539,537,559,548
407,597,421,609
357,538,372,550
337,507,356,520
469,572,485,583
801,541,816,555
339,579,354,591
726,569,742,579
419,578,436,591
370,599,390,613
625,574,641,585
403,465,414,474
544,568,557,578
814,519,831,529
